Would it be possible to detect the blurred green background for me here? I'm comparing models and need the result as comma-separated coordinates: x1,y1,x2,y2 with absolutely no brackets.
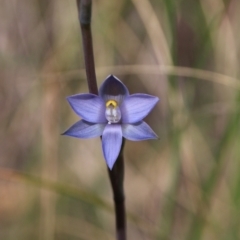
1,0,240,239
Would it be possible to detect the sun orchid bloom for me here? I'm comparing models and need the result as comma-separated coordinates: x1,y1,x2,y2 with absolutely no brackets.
63,75,159,169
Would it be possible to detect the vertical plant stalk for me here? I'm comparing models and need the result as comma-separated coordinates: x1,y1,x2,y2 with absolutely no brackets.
76,0,98,95
76,1,126,239
107,141,126,240
40,1,58,240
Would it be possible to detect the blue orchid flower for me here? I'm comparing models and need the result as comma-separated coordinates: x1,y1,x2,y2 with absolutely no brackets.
63,75,159,169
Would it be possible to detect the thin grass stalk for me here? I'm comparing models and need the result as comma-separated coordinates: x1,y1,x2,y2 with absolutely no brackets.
40,2,58,239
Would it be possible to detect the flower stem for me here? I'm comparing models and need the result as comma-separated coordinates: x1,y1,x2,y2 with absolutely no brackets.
76,0,98,95
107,140,126,240
76,1,126,239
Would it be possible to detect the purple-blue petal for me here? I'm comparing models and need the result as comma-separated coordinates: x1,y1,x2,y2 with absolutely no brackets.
62,120,105,138
99,75,129,105
122,121,158,141
120,94,159,123
67,93,106,123
102,124,123,169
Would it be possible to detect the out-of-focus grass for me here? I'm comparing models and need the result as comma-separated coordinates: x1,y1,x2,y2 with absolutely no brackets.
0,0,240,239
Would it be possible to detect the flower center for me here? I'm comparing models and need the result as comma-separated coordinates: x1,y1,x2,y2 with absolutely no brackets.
105,100,121,124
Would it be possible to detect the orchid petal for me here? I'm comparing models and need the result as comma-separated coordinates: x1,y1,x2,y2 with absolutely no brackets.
102,124,122,169
67,93,106,123
120,94,159,123
122,121,158,141
62,120,105,138
99,75,129,105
